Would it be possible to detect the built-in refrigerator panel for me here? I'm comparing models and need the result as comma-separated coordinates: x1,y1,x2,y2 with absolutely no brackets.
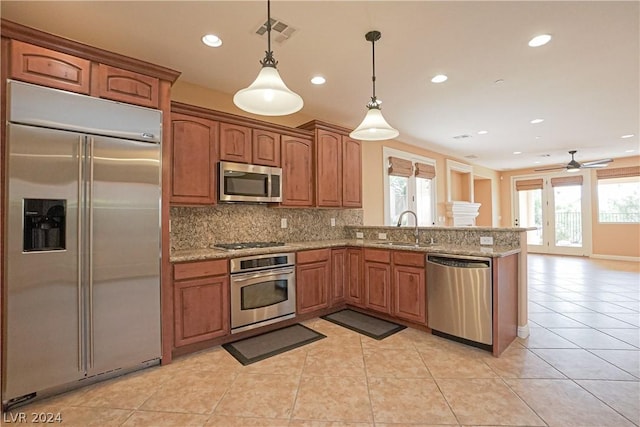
4,123,84,399
3,80,162,407
89,135,161,374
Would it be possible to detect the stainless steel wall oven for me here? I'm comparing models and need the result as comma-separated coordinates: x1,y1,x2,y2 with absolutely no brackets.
230,253,296,333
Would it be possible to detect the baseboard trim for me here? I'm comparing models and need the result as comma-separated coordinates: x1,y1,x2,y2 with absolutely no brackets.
517,324,530,339
590,254,640,262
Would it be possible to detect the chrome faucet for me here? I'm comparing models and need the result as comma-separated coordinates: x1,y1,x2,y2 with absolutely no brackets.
396,210,419,245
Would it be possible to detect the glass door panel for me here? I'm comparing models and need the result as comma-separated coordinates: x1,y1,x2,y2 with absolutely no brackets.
553,185,583,248
517,188,544,252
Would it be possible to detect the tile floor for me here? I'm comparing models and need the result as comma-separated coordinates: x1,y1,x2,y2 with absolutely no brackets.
5,254,639,426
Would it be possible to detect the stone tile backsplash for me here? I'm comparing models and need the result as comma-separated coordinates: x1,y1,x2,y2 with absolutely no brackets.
170,205,363,250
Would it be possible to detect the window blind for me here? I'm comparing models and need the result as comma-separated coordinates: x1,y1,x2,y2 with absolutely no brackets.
596,166,640,180
388,156,413,177
550,175,583,187
415,162,435,179
515,178,543,191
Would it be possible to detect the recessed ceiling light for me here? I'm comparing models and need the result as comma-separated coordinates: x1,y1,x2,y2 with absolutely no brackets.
535,136,542,139
310,76,326,85
621,134,635,139
431,74,448,83
202,34,222,47
513,151,522,155
625,149,635,153
530,118,544,124
533,161,541,164
478,130,489,135
528,34,552,47
494,79,505,85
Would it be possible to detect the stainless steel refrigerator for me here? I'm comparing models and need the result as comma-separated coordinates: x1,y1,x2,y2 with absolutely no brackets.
3,80,162,408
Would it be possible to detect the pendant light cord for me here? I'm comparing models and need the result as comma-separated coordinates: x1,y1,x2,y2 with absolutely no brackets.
371,36,376,101
261,0,278,68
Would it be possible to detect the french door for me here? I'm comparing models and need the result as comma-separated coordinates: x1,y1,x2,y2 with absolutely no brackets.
513,172,591,256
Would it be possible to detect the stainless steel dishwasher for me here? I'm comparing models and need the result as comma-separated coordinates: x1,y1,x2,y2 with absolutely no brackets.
427,254,492,346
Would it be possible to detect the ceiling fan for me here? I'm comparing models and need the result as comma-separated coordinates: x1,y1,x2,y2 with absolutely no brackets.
534,150,613,172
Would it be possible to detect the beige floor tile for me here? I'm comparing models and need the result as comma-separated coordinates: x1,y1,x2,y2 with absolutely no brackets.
562,312,638,329
178,347,245,373
532,348,636,380
536,300,595,312
289,421,373,427
597,328,640,347
483,347,565,379
364,348,431,378
292,375,373,422
205,414,290,426
576,380,640,425
437,378,544,426
360,329,416,349
121,410,209,426
368,377,457,424
303,344,365,377
46,407,132,427
547,328,636,349
574,301,639,314
507,379,636,426
528,313,589,328
419,346,497,379
71,370,165,410
590,349,640,377
140,370,237,414
517,327,580,349
605,313,640,327
213,373,298,419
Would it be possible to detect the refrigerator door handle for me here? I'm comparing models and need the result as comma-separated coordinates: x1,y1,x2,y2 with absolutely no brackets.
88,137,95,369
77,136,85,372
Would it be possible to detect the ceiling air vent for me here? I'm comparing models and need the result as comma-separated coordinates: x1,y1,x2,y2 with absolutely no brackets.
255,18,297,44
453,134,471,140
465,155,478,159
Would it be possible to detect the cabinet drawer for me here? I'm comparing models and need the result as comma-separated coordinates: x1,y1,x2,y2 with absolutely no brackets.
96,64,159,108
10,40,91,94
364,248,391,263
173,259,228,281
393,250,426,267
297,248,331,264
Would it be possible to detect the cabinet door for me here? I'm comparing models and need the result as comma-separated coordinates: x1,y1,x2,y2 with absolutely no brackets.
365,261,391,314
219,123,251,163
174,275,230,347
331,248,346,305
296,260,330,314
253,129,281,167
346,248,364,306
342,136,362,208
392,265,426,323
95,64,159,108
10,40,91,94
281,136,314,206
316,129,341,207
170,113,218,204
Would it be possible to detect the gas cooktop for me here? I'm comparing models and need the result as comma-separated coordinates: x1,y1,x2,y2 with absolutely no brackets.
213,241,286,251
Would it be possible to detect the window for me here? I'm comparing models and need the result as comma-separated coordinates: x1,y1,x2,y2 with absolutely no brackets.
383,148,436,226
597,176,640,223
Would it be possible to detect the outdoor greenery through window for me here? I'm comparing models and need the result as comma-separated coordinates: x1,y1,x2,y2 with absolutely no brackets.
597,176,640,223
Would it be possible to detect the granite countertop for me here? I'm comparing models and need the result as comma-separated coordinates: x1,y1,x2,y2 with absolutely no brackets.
170,239,520,263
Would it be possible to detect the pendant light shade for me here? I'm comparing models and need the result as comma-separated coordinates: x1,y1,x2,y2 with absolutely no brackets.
349,30,399,141
233,67,303,116
233,0,303,116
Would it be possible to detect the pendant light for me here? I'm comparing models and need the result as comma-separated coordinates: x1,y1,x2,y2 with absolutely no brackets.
233,0,303,116
349,30,399,141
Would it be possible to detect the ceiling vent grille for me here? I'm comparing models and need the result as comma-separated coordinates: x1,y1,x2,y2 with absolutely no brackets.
453,134,471,140
255,18,297,44
465,154,479,159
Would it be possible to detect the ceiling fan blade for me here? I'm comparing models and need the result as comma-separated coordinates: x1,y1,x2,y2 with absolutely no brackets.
582,163,610,168
534,165,567,172
582,158,613,166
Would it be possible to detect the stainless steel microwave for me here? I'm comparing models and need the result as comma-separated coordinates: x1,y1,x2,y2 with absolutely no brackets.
219,161,282,203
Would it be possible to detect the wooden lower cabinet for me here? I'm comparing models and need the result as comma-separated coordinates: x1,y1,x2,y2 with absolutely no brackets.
331,248,346,305
346,248,364,306
173,259,229,347
296,249,331,314
364,249,392,314
392,265,426,323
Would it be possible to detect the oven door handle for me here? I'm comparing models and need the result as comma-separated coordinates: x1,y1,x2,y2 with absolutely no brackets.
232,267,295,283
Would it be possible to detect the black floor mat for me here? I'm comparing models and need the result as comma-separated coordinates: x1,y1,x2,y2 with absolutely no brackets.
223,324,326,365
321,309,406,340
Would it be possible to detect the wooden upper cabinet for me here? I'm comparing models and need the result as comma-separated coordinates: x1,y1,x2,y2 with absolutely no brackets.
219,123,251,163
170,113,218,205
342,136,362,208
10,40,91,94
95,64,159,108
252,129,281,167
281,135,314,207
316,129,342,207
